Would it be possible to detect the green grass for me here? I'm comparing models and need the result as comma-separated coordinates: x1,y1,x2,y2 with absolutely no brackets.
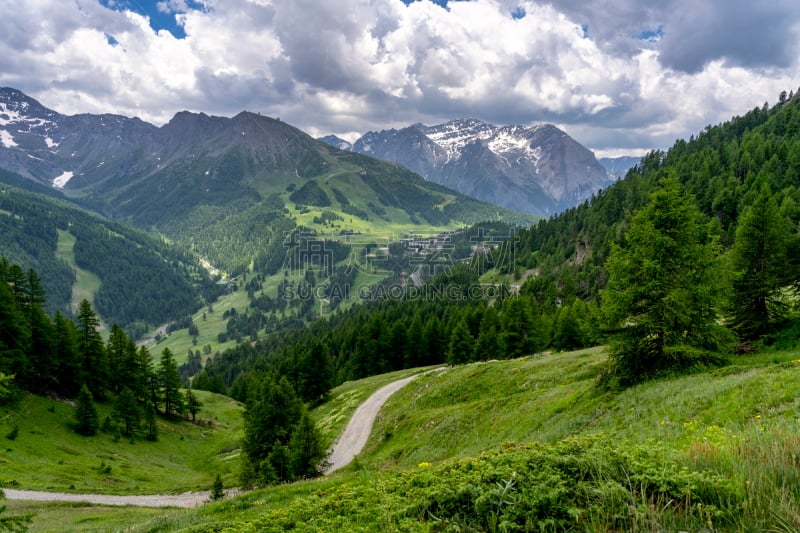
312,367,439,449
0,390,243,495
11,346,800,531
148,285,251,365
55,229,105,330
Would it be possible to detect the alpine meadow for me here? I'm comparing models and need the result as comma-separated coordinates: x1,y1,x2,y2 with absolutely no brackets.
2,30,800,531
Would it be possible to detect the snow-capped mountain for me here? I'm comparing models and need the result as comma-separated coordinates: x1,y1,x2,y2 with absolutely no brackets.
0,87,162,190
325,118,614,215
316,135,352,151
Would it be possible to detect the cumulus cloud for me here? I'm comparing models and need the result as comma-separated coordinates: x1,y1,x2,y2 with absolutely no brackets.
0,0,798,156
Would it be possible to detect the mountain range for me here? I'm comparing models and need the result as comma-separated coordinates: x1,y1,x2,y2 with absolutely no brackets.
0,88,534,231
320,118,616,215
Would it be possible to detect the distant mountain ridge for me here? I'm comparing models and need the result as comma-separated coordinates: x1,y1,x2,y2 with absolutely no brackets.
598,156,641,179
0,88,532,230
321,118,614,215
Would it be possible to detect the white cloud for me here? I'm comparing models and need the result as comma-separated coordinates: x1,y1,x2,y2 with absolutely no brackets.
0,0,797,155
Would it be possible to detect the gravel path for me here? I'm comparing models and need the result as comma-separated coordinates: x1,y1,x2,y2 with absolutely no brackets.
3,370,436,507
325,371,431,473
1,488,217,508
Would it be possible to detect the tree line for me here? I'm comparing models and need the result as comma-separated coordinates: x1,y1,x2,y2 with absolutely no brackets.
195,90,800,404
0,259,203,442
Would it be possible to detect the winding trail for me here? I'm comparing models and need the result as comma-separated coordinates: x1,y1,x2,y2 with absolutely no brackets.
324,373,421,473
3,370,434,507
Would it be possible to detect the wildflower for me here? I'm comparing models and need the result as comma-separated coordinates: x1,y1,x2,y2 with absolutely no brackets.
755,414,761,419
418,462,431,468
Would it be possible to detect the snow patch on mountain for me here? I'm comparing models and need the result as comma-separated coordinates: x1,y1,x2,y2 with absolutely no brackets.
0,130,17,148
52,171,74,188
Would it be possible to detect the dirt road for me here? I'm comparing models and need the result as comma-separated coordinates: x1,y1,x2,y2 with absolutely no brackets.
1,488,216,508
325,373,422,473
3,371,432,507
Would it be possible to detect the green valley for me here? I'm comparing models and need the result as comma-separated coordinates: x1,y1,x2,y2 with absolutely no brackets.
4,85,800,533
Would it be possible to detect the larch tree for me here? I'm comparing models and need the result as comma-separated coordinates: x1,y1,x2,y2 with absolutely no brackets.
603,176,733,385
159,348,184,417
75,383,99,436
76,300,108,399
728,186,791,339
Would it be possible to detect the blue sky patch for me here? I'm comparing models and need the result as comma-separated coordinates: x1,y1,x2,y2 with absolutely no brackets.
637,25,663,42
511,6,526,20
402,0,464,10
98,0,207,39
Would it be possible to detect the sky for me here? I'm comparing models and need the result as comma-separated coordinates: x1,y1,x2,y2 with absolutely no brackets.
1,0,798,157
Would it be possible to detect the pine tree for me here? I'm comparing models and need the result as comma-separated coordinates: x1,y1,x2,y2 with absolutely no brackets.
0,279,29,384
210,473,225,501
143,399,158,441
473,308,501,361
603,177,732,385
75,384,99,436
447,318,474,365
53,311,81,397
288,411,327,479
499,297,539,358
107,324,137,395
242,376,303,484
27,303,56,392
296,341,333,405
728,186,791,339
185,386,203,423
113,387,141,436
266,442,292,483
76,300,108,399
159,348,184,417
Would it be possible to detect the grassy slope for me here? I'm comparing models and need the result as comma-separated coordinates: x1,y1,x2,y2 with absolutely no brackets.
0,390,243,495
11,344,800,531
55,229,104,325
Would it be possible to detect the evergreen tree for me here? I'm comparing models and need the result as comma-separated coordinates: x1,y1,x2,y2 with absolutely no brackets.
26,303,56,392
76,300,108,399
296,341,333,404
158,348,184,417
404,314,425,368
106,324,137,395
267,442,292,483
728,187,791,339
473,308,501,361
552,299,587,351
288,411,327,479
210,473,225,501
143,399,158,441
75,383,99,436
53,311,81,397
603,177,732,385
134,345,156,406
0,279,29,384
447,318,474,365
499,297,539,358
112,387,141,436
185,386,203,423
242,376,303,484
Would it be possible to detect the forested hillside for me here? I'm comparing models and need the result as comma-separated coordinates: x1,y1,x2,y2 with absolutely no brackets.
0,179,219,336
194,89,800,401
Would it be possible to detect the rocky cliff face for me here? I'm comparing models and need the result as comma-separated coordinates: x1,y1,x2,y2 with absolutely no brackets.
333,118,613,215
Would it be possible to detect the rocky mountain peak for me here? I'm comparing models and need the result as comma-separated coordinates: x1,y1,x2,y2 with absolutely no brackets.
335,118,614,215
